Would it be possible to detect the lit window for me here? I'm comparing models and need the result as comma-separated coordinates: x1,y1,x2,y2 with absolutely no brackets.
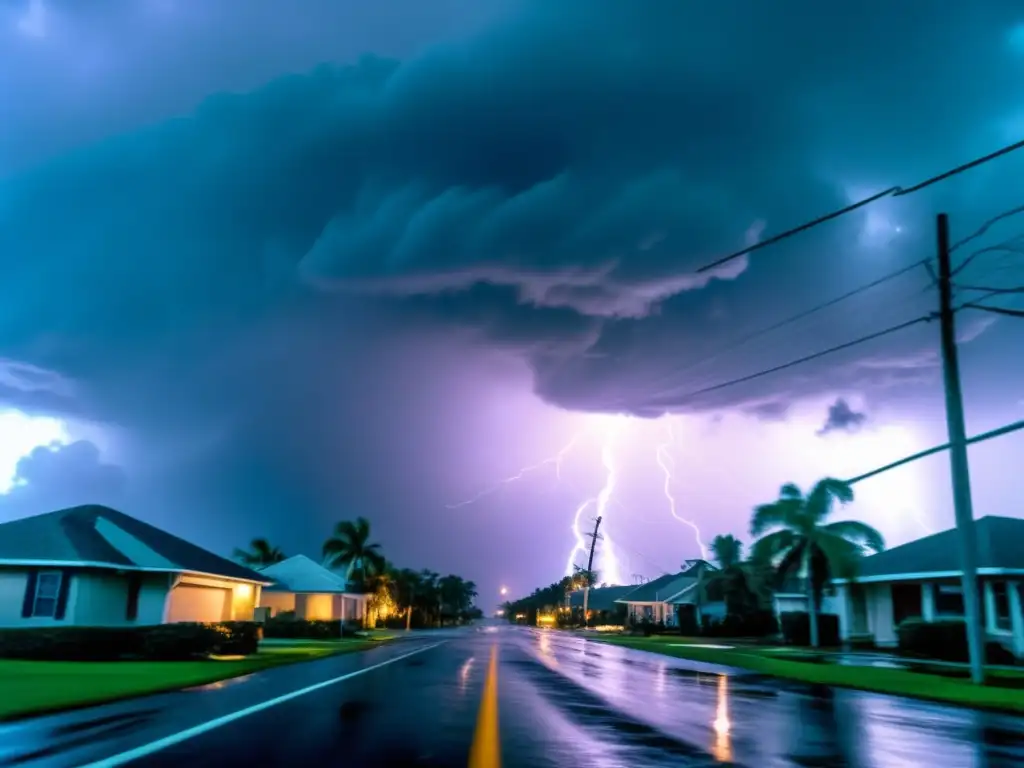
32,571,62,617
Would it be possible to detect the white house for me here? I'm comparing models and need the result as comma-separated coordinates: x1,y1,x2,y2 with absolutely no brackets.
257,554,368,623
777,516,1024,658
617,560,726,628
831,515,1024,657
0,505,270,628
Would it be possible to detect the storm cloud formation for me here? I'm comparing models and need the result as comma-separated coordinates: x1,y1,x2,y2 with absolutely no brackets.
817,399,868,437
2,0,1024,593
2,1,1023,426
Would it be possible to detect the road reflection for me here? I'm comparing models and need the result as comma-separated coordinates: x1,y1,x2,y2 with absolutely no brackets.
711,673,731,763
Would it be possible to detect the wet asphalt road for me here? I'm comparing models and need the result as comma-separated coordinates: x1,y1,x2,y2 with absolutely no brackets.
2,624,1024,767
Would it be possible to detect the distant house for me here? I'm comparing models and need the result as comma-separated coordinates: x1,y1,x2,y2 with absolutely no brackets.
568,584,634,623
616,560,725,627
257,555,368,624
776,516,1024,658
0,505,270,628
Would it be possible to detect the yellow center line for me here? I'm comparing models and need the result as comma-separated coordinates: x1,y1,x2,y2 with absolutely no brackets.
468,643,501,768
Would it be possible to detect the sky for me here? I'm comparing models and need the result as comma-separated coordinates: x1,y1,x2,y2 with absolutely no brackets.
1,0,1024,605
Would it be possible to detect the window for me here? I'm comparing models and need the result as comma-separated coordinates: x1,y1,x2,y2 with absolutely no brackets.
992,582,1011,630
32,571,62,618
935,584,965,616
891,583,922,625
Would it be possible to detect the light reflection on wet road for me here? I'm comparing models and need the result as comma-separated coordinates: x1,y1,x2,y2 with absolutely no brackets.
513,628,1024,767
2,624,1023,767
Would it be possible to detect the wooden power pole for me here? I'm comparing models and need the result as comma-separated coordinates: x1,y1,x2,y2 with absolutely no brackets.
936,212,985,685
581,516,602,629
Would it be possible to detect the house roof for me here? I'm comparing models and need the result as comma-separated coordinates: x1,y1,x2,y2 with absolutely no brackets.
568,585,635,611
260,555,355,593
856,515,1024,579
0,504,268,583
615,560,720,604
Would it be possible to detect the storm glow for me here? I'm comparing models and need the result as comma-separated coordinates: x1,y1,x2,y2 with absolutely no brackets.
0,409,69,493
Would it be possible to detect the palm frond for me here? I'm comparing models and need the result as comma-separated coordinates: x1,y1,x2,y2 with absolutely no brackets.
749,528,797,565
805,477,854,521
779,483,803,500
750,498,802,536
821,520,885,553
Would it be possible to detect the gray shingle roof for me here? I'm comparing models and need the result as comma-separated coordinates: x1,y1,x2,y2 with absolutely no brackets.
0,505,267,583
615,560,720,604
857,515,1024,578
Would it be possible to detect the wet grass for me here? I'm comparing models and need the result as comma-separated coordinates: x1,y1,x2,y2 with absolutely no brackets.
597,636,1024,713
0,639,381,721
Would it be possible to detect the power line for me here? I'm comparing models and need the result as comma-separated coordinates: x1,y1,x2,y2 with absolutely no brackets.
648,315,933,406
620,258,930,408
696,137,1024,275
962,302,1024,319
847,419,1024,486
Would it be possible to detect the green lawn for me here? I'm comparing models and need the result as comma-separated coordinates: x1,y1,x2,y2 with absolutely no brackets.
0,639,380,721
596,636,1024,713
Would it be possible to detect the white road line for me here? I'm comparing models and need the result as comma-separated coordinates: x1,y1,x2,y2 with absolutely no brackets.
77,641,446,768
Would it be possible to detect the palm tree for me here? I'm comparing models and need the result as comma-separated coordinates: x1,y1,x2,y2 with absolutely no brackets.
393,568,422,631
233,538,286,568
750,478,885,648
703,534,754,616
322,517,386,581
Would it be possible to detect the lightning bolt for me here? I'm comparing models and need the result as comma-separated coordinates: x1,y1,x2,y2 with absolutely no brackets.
564,420,625,586
446,435,579,509
655,420,709,560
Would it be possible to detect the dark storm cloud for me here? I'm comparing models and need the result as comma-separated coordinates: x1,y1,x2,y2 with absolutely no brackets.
0,440,125,521
1,0,1023,437
817,399,868,436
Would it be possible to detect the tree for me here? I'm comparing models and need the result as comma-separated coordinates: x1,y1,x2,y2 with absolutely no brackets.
233,538,286,568
322,517,386,581
702,535,755,616
750,478,884,647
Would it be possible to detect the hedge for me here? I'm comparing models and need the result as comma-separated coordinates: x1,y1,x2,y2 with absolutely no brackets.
701,610,779,638
261,616,362,640
897,618,1017,665
0,621,260,661
779,611,841,646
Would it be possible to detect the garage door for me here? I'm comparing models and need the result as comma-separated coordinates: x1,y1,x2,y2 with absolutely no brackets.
166,585,230,623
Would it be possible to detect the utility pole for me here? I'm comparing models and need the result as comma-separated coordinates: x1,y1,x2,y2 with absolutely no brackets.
581,516,602,629
936,212,986,685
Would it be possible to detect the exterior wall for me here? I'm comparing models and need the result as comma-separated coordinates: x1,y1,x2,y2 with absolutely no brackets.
257,591,367,621
0,568,80,628
303,593,334,620
73,572,168,626
260,591,296,616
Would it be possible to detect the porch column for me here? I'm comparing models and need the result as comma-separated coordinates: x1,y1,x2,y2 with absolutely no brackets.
921,583,936,622
1008,581,1024,658
984,582,998,633
835,584,851,641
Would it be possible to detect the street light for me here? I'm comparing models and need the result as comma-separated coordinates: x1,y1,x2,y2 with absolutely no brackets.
500,586,508,596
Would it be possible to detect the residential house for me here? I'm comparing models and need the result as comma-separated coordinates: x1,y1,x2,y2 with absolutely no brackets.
830,515,1024,657
616,560,725,628
0,505,270,628
257,554,368,623
567,584,634,623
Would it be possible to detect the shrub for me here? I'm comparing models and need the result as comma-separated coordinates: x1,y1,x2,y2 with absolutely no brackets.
898,619,1018,665
0,621,262,661
142,623,222,660
701,610,779,638
262,616,362,639
0,627,140,661
779,611,840,646
214,621,261,656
